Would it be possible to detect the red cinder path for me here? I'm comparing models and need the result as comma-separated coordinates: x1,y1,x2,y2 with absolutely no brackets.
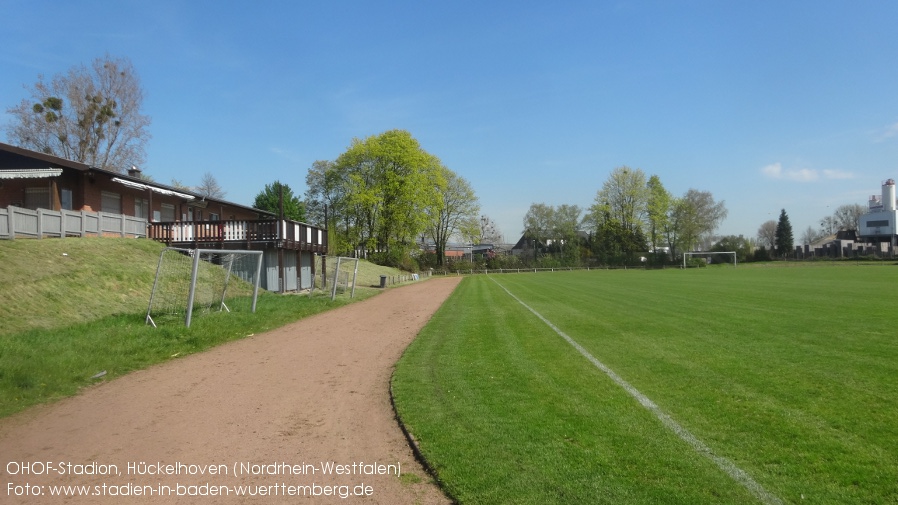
0,277,461,504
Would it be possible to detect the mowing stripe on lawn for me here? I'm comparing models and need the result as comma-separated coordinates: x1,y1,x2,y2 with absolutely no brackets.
489,275,783,505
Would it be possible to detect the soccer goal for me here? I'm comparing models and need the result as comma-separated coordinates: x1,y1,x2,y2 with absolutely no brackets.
146,248,264,328
312,255,360,300
682,251,737,268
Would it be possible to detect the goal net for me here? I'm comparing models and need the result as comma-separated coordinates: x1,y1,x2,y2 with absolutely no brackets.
146,248,264,327
312,255,360,299
682,251,737,268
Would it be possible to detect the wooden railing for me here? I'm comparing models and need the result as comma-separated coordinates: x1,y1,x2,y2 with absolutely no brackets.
147,219,327,252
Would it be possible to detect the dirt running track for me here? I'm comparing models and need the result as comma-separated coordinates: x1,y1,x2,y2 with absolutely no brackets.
1,277,461,504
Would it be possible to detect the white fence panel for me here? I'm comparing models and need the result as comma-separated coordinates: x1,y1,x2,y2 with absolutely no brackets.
0,205,147,239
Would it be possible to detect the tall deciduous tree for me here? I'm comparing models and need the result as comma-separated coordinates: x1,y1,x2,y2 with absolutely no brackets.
304,159,348,254
333,129,444,261
523,203,555,252
591,209,647,266
665,189,727,256
426,167,479,266
590,166,649,233
775,208,794,258
553,204,583,264
646,174,671,253
5,55,151,172
253,180,305,221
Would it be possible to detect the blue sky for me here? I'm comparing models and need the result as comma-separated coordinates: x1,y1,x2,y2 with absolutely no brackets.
3,1,898,243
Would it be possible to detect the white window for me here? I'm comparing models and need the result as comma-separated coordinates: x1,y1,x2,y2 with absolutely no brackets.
209,212,219,221
101,191,121,213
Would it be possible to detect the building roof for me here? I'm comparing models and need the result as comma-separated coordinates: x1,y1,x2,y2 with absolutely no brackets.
0,142,274,217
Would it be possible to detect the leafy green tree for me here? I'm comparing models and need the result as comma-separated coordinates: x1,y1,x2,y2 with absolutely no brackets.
253,180,306,222
665,189,727,256
591,210,646,266
775,208,794,258
552,204,583,265
589,166,649,234
646,174,671,258
426,167,479,266
304,160,348,254
332,129,445,262
753,246,772,262
711,235,753,263
5,55,151,173
523,203,555,256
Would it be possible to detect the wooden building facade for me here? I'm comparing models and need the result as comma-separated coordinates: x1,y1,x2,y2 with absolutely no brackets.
0,142,327,291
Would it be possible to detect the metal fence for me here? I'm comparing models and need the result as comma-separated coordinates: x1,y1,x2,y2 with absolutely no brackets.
0,205,147,239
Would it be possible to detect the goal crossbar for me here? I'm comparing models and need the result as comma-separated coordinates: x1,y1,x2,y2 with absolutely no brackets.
682,251,737,268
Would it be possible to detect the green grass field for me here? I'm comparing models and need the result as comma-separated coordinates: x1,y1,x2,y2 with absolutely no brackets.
392,265,898,504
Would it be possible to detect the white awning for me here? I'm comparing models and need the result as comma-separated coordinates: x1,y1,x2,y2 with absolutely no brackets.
0,168,63,179
112,177,195,200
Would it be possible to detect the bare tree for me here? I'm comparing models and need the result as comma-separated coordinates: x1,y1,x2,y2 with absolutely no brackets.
832,204,865,232
5,55,151,172
477,215,504,244
801,225,821,246
819,215,837,236
170,179,191,191
757,220,777,249
196,172,226,199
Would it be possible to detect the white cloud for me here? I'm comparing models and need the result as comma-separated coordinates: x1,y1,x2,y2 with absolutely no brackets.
822,169,854,180
874,122,898,143
761,162,783,178
761,162,818,182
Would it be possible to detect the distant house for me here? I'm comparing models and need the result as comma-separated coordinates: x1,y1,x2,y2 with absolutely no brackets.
0,142,326,291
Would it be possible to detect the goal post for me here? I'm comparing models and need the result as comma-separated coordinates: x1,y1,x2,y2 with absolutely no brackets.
146,247,264,328
330,256,360,300
682,251,737,268
311,255,360,300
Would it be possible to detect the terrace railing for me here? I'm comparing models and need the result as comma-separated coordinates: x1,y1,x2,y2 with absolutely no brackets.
147,218,327,252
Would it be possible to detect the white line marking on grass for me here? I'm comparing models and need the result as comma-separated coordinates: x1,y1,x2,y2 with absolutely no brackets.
489,277,783,505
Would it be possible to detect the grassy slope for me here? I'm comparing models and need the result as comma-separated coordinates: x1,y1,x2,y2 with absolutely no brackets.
0,238,407,417
0,238,166,337
393,266,898,504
